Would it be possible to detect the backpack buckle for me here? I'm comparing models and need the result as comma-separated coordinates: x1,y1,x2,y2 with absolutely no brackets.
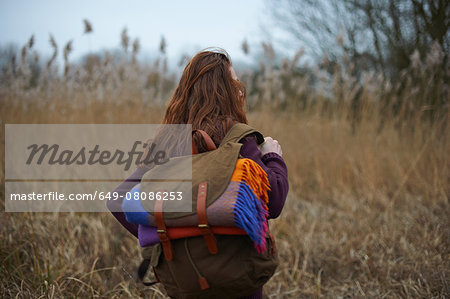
157,229,169,241
197,182,218,254
154,200,174,261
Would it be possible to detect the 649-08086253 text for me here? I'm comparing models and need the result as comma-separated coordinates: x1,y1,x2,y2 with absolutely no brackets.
9,191,184,201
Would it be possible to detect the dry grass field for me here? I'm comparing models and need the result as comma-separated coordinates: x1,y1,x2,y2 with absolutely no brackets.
0,38,449,298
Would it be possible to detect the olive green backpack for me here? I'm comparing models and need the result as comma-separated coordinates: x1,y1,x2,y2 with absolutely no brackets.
138,124,278,298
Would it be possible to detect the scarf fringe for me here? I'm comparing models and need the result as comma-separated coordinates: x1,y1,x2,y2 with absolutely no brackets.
231,159,271,253
122,185,149,225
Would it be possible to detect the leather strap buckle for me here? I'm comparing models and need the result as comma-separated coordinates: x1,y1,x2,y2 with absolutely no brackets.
154,200,174,261
196,182,218,254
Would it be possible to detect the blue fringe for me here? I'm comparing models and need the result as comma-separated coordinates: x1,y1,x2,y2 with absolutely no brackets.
122,185,150,225
233,181,267,247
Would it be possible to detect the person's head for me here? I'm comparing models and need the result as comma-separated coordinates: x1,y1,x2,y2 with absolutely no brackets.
162,48,247,148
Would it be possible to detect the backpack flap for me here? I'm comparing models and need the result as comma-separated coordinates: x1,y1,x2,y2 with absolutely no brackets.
139,123,264,219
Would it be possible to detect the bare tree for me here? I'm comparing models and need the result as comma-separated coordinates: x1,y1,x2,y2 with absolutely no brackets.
268,0,449,78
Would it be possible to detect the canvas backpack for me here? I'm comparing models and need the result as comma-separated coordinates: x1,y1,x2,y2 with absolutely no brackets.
128,123,278,298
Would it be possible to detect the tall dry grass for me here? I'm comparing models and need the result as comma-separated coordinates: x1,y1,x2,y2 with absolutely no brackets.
0,31,449,298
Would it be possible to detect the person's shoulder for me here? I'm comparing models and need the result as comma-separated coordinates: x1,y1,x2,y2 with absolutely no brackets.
239,133,259,143
226,123,264,145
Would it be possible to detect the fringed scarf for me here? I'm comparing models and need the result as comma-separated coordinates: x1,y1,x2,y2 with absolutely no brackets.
122,158,271,253
229,159,270,253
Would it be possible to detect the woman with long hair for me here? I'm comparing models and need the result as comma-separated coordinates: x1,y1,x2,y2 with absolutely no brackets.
108,49,288,298
163,49,247,148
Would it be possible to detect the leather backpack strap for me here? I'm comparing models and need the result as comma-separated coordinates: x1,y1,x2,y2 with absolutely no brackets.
192,130,217,154
197,182,218,254
154,200,174,261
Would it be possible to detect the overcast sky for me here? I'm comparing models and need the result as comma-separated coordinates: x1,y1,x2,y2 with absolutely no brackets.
0,0,278,67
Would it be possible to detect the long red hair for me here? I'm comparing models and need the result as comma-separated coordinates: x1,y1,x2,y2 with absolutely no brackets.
162,49,247,151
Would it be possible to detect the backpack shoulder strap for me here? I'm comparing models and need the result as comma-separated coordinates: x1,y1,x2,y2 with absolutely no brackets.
219,123,264,146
